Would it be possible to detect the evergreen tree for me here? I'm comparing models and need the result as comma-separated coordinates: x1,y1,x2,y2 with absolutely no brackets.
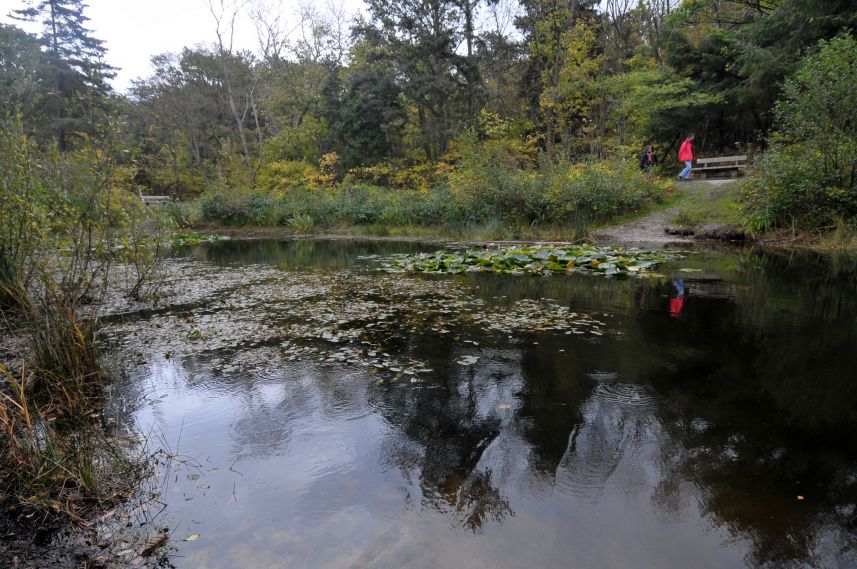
662,0,857,150
0,24,44,121
322,43,406,169
357,0,475,160
12,0,115,149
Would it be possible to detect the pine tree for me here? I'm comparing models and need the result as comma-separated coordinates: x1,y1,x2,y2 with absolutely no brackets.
0,24,44,120
359,0,483,160
12,0,115,149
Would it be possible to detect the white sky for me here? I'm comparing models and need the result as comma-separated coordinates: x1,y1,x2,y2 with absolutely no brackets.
1,0,531,92
1,0,366,92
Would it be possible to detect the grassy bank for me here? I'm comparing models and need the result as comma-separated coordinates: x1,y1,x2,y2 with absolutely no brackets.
0,120,157,537
669,181,743,227
666,180,857,252
173,159,675,242
182,177,857,254
0,289,145,525
195,220,638,243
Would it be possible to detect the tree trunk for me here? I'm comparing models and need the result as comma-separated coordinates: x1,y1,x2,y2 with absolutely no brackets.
48,0,67,151
223,71,251,165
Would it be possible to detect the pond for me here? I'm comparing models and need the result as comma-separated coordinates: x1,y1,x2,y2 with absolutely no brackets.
104,238,857,568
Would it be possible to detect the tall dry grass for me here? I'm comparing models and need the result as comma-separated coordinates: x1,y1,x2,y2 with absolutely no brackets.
0,316,138,524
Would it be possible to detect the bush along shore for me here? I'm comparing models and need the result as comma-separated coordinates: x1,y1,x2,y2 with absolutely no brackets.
174,157,674,242
0,119,172,566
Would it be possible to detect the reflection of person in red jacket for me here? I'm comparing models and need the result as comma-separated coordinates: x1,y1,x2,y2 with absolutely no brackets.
677,134,695,181
670,279,685,318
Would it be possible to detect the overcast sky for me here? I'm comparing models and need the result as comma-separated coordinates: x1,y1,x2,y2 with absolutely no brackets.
1,0,365,92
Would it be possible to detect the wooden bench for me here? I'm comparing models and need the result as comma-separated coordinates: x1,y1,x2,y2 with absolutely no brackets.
695,155,748,179
140,195,172,206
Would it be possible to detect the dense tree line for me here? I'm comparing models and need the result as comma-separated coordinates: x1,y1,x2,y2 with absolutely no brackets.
2,0,857,204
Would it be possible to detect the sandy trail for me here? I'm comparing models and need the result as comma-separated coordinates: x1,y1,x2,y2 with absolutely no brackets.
595,179,734,248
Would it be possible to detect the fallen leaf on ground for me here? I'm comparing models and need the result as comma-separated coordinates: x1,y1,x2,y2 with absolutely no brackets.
141,533,168,557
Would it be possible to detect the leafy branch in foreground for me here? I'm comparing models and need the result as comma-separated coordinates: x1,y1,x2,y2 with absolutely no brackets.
382,245,680,277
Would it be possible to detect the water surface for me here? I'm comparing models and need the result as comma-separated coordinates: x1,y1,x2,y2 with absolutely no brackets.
109,239,857,568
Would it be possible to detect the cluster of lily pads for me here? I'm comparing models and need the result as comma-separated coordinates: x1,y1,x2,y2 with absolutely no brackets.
104,253,625,394
382,245,678,278
170,232,226,247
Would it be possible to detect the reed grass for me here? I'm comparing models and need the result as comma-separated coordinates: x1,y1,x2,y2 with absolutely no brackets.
0,286,140,524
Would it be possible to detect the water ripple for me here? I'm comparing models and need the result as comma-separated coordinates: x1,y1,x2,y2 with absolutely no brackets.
591,382,661,408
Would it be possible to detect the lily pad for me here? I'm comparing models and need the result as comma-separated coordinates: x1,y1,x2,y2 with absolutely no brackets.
456,355,480,366
383,245,678,278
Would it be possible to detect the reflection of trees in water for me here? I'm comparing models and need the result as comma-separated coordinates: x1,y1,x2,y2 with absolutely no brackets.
557,399,658,504
367,248,857,559
515,343,591,474
368,333,657,532
636,255,857,567
122,244,857,564
369,347,517,531
453,469,511,531
227,391,294,461
368,306,667,533
192,238,433,271
159,355,373,462
652,414,857,567
228,366,374,462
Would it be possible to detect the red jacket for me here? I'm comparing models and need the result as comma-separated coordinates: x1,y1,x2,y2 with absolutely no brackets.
678,139,695,161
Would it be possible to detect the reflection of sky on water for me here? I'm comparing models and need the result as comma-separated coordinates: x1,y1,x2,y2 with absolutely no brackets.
109,240,857,569
124,351,749,568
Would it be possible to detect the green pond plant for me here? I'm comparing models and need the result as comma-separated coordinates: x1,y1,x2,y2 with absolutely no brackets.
169,232,226,247
383,245,678,277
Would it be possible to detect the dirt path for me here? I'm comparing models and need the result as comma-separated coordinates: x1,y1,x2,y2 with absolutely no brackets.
595,179,735,248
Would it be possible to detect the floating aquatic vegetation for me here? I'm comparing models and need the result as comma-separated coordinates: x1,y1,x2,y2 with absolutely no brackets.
170,232,226,247
382,245,678,278
469,299,606,336
100,250,619,396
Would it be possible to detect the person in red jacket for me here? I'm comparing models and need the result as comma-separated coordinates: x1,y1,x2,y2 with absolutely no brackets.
677,134,695,181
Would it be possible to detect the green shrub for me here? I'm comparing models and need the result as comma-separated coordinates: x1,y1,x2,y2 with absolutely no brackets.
257,160,321,193
741,33,857,230
198,148,671,232
199,190,232,223
200,189,275,225
740,144,833,230
546,159,660,221
0,118,47,302
331,184,383,224
161,201,198,228
276,187,335,226
446,131,537,224
244,194,276,225
287,213,315,233
442,130,666,227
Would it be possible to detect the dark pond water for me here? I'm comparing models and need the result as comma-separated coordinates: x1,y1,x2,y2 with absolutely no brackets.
113,239,857,568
